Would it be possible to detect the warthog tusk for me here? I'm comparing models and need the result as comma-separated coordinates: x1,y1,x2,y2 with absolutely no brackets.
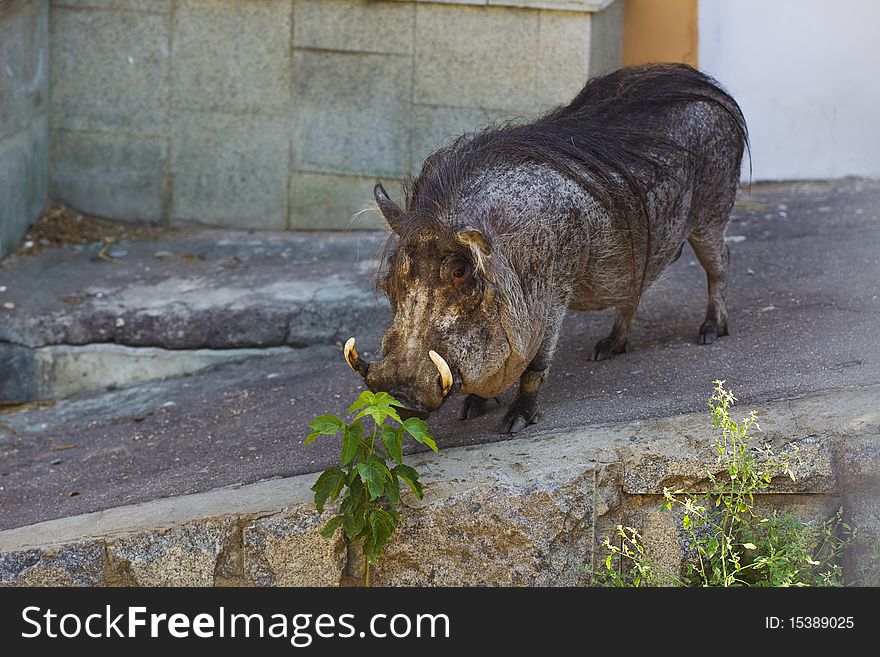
344,337,368,377
428,350,453,397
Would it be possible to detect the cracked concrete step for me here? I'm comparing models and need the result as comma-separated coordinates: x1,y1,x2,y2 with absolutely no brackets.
0,230,388,350
1,387,877,586
1,343,300,401
0,229,390,402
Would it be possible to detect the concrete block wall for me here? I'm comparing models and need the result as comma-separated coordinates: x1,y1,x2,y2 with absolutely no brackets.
0,0,49,259
47,0,622,231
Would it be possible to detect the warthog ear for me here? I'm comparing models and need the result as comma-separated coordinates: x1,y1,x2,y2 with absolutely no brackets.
456,227,490,256
456,227,491,278
374,182,404,234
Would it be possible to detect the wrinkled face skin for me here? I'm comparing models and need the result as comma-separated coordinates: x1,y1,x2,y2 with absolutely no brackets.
365,227,515,414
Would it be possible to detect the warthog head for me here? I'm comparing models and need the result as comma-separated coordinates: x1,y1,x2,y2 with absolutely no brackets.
343,183,540,417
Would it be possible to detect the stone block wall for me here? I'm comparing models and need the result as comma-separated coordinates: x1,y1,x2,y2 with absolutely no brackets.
47,0,622,231
0,0,49,259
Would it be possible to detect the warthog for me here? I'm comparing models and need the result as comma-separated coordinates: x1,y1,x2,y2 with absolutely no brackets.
345,64,748,433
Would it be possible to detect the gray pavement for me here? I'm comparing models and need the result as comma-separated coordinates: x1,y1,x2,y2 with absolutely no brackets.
1,179,879,530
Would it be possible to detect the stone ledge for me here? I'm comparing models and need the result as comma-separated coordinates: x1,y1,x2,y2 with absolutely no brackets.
1,385,876,586
386,0,616,12
0,231,389,352
49,1,172,15
50,0,618,12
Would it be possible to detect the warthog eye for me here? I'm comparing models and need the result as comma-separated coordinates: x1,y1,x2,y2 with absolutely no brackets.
451,263,473,287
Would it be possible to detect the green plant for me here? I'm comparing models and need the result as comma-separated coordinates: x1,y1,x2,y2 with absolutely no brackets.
741,506,853,587
307,390,438,586
598,380,855,587
598,525,683,587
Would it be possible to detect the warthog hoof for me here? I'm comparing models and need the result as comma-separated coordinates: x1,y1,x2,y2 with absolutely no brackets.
501,401,539,434
592,337,628,361
699,319,729,345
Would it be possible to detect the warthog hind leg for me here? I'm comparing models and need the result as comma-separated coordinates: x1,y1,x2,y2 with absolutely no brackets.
592,303,638,361
689,231,730,344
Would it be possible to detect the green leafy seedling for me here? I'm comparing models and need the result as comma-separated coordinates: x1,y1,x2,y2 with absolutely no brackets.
307,390,438,585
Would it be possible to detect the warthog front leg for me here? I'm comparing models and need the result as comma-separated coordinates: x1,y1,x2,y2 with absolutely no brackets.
500,303,567,433
501,365,547,433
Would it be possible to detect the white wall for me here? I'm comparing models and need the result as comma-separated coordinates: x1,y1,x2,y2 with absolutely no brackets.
699,0,880,180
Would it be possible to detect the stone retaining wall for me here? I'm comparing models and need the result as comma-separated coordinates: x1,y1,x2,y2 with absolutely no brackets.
47,0,622,230
0,0,49,259
2,386,877,586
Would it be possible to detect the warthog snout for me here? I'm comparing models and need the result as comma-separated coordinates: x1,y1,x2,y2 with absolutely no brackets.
344,337,452,416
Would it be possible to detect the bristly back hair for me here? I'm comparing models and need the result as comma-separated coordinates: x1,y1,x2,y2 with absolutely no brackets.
400,63,750,298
